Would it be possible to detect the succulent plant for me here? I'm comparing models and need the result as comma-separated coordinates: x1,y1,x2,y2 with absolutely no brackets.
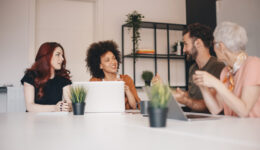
147,82,171,108
70,86,87,103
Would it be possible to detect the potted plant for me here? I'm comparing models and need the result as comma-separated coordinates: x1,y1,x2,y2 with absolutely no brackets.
70,86,87,115
147,82,171,127
141,71,153,86
125,10,144,52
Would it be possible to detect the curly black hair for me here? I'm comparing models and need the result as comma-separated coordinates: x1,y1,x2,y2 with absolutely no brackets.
183,23,213,49
86,40,121,79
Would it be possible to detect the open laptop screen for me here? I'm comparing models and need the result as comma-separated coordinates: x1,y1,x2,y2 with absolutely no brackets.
167,94,221,121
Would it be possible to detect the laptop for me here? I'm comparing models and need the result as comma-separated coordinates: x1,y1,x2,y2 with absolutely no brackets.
143,86,221,121
167,94,221,121
73,81,125,113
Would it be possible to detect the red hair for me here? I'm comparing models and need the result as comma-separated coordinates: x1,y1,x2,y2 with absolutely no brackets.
26,42,71,99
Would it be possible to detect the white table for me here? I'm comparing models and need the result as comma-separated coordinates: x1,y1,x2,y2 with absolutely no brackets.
0,112,259,150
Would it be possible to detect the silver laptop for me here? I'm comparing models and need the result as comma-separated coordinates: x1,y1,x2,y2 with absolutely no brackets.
73,81,125,113
167,94,221,121
143,86,220,121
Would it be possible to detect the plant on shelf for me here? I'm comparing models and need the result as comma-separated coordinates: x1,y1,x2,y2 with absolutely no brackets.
141,71,154,86
70,86,87,115
147,82,171,127
125,10,144,52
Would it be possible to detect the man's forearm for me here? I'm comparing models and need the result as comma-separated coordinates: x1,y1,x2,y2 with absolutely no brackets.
185,97,207,112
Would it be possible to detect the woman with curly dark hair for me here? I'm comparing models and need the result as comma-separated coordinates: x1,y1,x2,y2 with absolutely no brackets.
21,42,72,112
86,40,140,109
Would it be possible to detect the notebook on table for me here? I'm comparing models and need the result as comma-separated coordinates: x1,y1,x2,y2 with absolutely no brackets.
73,81,125,113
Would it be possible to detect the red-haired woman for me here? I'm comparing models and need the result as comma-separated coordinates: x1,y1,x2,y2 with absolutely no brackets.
21,42,72,112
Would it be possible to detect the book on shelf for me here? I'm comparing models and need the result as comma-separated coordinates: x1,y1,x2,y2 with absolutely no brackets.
136,49,155,54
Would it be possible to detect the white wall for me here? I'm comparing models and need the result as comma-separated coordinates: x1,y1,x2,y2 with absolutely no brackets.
217,0,260,57
0,0,31,86
101,0,186,41
36,0,94,82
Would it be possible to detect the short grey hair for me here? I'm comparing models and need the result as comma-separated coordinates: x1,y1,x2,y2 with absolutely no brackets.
213,21,248,52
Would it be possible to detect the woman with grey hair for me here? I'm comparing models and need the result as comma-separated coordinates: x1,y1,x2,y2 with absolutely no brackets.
192,21,260,117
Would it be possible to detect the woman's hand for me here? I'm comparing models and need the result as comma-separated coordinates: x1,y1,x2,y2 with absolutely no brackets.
118,78,137,109
115,78,130,93
193,71,221,88
56,101,70,112
125,85,130,93
151,74,163,85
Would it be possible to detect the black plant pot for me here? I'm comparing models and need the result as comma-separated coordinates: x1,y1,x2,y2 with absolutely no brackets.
72,103,85,115
144,80,151,86
148,107,168,127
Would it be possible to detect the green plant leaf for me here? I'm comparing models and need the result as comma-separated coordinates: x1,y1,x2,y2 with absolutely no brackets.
70,86,87,103
149,82,171,108
125,10,144,51
142,71,153,82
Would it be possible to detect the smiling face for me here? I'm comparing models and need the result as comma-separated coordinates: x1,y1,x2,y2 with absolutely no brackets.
183,32,198,62
50,47,64,70
100,51,118,74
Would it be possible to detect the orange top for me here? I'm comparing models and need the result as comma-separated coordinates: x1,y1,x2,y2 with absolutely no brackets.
220,56,260,117
90,74,141,110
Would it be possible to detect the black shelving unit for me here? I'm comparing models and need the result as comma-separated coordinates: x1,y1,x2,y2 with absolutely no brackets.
121,21,187,89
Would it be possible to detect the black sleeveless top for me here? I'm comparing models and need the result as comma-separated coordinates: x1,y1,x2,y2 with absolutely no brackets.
21,71,71,105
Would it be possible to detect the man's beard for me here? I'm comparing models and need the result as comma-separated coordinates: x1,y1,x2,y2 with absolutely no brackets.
186,46,198,62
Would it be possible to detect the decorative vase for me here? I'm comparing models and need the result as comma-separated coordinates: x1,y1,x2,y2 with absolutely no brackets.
72,103,85,115
148,107,168,127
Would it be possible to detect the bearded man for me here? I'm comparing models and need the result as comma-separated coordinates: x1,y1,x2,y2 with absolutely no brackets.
174,23,225,113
